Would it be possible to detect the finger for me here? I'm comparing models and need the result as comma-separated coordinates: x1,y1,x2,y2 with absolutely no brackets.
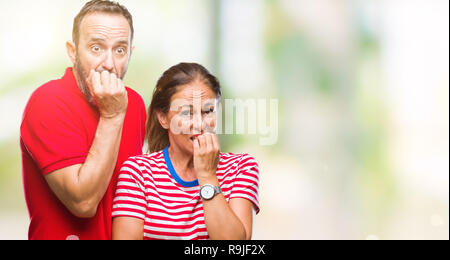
211,133,220,151
193,137,200,153
198,135,206,151
87,69,94,83
109,72,118,91
204,133,213,152
100,71,110,90
117,78,126,93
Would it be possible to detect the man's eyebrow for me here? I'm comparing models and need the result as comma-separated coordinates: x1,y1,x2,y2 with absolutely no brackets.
116,40,129,46
86,38,129,46
87,37,106,43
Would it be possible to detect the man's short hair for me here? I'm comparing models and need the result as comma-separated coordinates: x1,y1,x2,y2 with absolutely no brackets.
72,0,134,46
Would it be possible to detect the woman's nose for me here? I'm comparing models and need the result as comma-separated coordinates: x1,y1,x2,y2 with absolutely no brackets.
192,112,202,134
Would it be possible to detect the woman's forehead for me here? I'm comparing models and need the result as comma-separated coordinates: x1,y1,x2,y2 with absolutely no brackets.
171,82,217,101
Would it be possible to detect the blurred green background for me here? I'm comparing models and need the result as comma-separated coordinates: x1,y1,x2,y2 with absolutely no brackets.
0,0,448,239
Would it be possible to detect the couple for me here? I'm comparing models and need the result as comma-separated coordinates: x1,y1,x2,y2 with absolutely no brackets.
20,0,259,240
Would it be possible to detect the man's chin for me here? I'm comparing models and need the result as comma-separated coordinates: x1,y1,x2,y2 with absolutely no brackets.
73,61,127,106
73,66,96,106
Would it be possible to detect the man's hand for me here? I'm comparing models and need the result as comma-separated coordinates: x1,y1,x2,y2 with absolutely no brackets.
87,70,128,118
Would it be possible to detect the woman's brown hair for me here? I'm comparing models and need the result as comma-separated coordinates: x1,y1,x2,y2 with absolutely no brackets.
146,63,222,153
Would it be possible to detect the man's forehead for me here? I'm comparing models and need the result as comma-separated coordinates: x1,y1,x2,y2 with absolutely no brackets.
80,13,131,41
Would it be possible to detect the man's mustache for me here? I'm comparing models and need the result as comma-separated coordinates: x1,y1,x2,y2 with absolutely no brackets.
93,69,123,80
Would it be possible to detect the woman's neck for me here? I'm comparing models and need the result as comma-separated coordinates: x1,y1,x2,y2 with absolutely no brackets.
168,145,196,181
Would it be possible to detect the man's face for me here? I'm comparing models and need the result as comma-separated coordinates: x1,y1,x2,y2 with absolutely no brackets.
73,12,132,103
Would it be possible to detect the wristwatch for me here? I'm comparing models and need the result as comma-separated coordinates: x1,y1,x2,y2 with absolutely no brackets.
199,184,222,200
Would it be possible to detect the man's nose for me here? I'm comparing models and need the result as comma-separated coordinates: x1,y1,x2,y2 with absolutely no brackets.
100,50,115,72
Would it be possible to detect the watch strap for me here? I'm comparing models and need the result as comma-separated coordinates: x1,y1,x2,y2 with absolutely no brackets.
213,185,222,195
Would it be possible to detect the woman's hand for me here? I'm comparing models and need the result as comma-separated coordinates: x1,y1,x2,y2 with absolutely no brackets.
193,133,220,184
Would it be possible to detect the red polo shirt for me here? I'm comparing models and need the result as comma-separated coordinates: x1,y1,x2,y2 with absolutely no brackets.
20,67,146,240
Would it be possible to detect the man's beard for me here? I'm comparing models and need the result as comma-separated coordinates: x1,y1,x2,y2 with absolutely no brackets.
74,56,127,106
74,60,95,106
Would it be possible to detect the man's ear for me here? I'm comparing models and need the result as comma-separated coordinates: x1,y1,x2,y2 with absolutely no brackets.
127,45,135,63
66,41,77,64
156,110,169,130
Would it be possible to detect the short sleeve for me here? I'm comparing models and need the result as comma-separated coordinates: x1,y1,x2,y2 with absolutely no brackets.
20,90,88,175
112,157,147,220
230,154,260,214
130,87,147,145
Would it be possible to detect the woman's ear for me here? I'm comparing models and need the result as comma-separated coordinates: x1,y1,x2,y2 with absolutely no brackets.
156,110,169,130
66,41,77,64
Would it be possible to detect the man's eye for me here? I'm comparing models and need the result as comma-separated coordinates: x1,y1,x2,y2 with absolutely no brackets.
91,45,101,52
116,47,126,55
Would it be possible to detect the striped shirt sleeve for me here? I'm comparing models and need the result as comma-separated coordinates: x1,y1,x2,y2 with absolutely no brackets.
112,157,147,220
230,154,260,214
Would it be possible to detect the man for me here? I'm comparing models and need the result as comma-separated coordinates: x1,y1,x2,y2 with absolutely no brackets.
20,0,146,240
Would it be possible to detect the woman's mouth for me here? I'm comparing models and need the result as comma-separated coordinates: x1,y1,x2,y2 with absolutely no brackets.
190,134,201,142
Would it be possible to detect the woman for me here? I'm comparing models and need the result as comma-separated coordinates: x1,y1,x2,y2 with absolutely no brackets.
111,63,260,240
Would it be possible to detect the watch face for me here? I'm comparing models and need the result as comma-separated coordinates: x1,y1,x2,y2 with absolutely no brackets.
201,185,215,200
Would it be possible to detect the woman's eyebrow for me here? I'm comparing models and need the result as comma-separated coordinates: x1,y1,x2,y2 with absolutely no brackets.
202,102,215,108
179,104,193,110
177,101,215,110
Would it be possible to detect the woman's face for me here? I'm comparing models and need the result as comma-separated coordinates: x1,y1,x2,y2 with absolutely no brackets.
158,80,219,155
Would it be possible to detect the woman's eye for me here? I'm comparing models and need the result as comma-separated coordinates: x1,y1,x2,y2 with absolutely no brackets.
180,110,191,116
203,108,215,114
